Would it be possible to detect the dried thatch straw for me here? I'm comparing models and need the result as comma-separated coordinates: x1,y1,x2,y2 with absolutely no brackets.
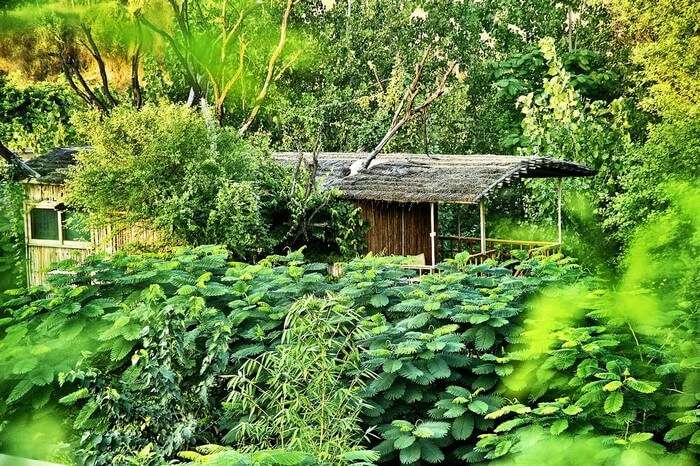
274,152,595,204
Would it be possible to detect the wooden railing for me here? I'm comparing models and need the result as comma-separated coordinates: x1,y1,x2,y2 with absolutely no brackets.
439,236,561,263
330,238,562,278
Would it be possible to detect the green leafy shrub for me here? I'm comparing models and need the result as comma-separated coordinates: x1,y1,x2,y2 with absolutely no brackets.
65,103,364,261
66,104,286,259
0,244,576,464
0,181,24,290
604,120,700,245
3,235,696,464
0,73,79,153
206,181,274,259
180,446,316,466
465,183,700,462
354,254,583,463
179,445,379,466
0,246,329,464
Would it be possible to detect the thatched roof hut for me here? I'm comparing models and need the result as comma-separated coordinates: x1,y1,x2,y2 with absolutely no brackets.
276,152,595,268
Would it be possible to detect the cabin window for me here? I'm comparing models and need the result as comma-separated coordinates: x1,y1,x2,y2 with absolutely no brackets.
30,208,59,240
28,207,90,244
62,210,90,241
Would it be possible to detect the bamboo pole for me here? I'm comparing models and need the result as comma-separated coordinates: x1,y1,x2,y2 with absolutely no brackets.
457,205,461,251
22,185,30,286
430,202,436,267
479,200,486,254
557,178,562,244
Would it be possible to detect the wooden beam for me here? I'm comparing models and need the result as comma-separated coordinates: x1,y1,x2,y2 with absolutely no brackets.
479,200,486,254
0,140,40,178
438,236,556,247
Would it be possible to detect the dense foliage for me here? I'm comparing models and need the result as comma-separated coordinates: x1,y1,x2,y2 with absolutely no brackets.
0,73,79,153
0,0,699,464
1,0,697,258
0,181,24,290
0,246,572,463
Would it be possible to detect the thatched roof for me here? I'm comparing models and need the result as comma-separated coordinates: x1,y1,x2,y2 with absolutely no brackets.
20,147,88,184
18,147,594,204
275,152,595,204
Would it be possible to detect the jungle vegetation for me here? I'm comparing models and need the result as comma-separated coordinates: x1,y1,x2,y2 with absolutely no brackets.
0,0,698,464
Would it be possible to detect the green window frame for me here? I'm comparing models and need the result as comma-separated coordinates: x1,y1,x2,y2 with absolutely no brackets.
28,206,91,246
29,208,59,240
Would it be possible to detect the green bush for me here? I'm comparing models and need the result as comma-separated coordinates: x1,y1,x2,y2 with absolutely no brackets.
468,182,700,462
65,103,364,261
604,119,700,245
0,246,328,464
222,296,373,463
356,253,582,463
0,73,79,153
66,104,285,259
0,181,24,290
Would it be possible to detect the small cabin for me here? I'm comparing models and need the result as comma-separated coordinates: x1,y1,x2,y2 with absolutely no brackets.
19,147,160,286
276,152,595,269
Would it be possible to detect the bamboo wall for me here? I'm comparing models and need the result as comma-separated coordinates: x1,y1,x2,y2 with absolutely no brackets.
356,200,436,265
23,182,162,286
93,223,164,254
26,245,91,286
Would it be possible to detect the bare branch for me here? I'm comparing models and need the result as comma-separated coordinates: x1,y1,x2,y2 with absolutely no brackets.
355,51,456,172
80,24,118,108
286,133,323,244
368,62,384,92
274,49,301,81
131,44,143,109
220,39,247,98
52,28,109,113
137,13,202,99
390,46,431,127
72,59,110,113
59,47,110,114
60,59,92,107
303,135,322,200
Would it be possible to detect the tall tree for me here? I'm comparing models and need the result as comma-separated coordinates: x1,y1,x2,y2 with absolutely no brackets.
0,0,306,125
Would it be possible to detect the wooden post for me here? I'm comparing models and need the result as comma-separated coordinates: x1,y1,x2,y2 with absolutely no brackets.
457,205,461,252
557,178,562,244
22,186,30,286
430,202,436,267
479,199,486,254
